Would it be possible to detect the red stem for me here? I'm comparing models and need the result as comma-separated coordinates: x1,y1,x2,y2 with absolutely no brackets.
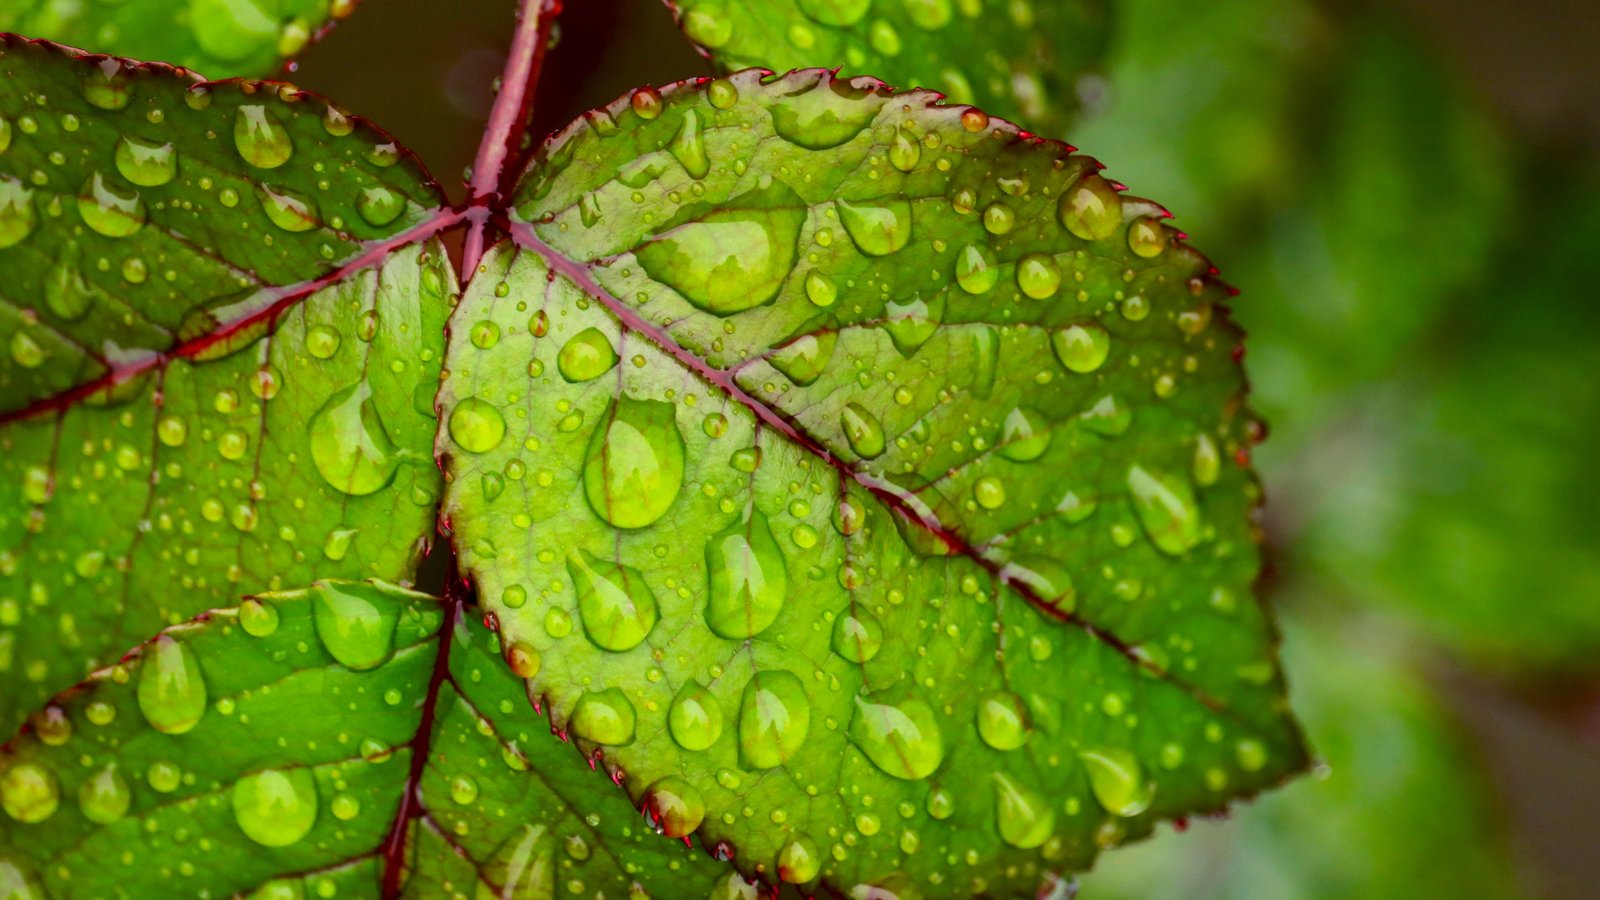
460,0,562,274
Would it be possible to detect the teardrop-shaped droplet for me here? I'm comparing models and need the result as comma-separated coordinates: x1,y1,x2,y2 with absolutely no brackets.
1080,746,1155,817
449,397,507,453
635,182,804,315
738,670,810,770
848,689,944,780
841,402,886,459
82,60,134,109
569,687,636,746
582,396,685,529
778,833,823,883
882,291,943,356
835,198,912,256
77,172,145,237
557,327,619,382
1015,252,1061,299
769,76,878,150
1059,173,1122,241
233,768,318,847
137,634,207,735
643,775,705,837
234,105,294,169
1193,434,1221,487
668,109,710,178
889,129,921,172
44,244,104,321
257,183,319,232
1000,557,1076,615
999,407,1051,462
567,549,658,652
477,824,555,900
954,242,997,294
239,597,280,637
0,176,37,249
669,681,724,751
804,269,837,307
114,136,177,187
770,332,836,386
1,763,58,824
78,763,131,824
1079,393,1131,437
992,771,1054,848
705,510,788,639
1127,465,1202,555
311,581,400,671
975,690,1029,751
357,185,405,227
831,608,883,662
309,383,400,496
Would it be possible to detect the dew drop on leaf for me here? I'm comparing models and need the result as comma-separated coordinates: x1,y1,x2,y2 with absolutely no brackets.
77,763,131,824
232,768,318,847
308,383,401,496
992,771,1054,848
556,327,619,382
737,669,810,769
310,581,400,671
669,681,724,752
581,397,685,529
704,510,787,639
567,549,659,652
847,690,944,780
136,634,207,735
1079,745,1155,817
570,687,636,746
233,105,294,169
449,397,508,454
0,763,58,824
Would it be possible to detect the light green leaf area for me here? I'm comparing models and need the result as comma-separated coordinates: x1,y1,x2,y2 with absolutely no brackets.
0,0,358,77
440,69,1307,894
663,0,1109,137
0,580,725,897
0,39,450,732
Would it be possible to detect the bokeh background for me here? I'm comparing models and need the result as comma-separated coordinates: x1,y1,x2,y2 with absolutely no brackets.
292,0,1600,896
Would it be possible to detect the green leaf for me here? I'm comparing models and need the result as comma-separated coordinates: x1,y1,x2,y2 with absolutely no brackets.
0,0,360,77
0,579,728,896
0,38,452,731
439,69,1307,894
661,0,1110,136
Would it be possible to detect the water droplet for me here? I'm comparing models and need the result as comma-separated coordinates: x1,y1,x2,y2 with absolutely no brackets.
883,292,943,356
630,86,663,119
1079,393,1131,437
770,76,878,150
906,0,954,29
30,707,70,746
78,172,145,237
1127,465,1202,555
114,136,177,187
954,242,997,294
1051,322,1109,373
1193,434,1221,487
797,0,868,25
582,397,685,529
975,691,1029,750
567,550,659,652
973,476,1005,509
983,202,1015,235
146,761,181,793
1060,173,1121,241
240,598,280,637
309,383,400,496
83,60,134,110
770,332,836,386
44,244,103,320
306,324,342,359
669,681,723,751
635,183,804,315
705,510,788,639
78,763,131,824
1015,252,1060,299
233,768,318,847
450,774,479,804
993,771,1054,848
235,105,294,169
0,857,43,900
311,581,400,670
481,824,555,899
1128,216,1167,257
505,641,541,678
570,688,636,745
999,407,1051,462
707,77,740,109
449,397,507,453
0,176,37,248
1080,746,1154,817
669,109,710,179
644,775,705,837
557,327,619,382
848,690,944,780
137,635,207,734
357,185,405,227
841,402,886,459
831,608,883,663
738,670,809,769
778,833,823,883
836,198,912,256
1,763,58,823
1001,558,1075,614
257,183,319,232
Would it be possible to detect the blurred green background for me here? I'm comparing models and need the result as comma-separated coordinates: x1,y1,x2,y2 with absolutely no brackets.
290,0,1600,896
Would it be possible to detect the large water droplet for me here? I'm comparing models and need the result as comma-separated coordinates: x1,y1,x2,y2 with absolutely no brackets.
705,510,787,639
954,242,997,294
831,608,883,662
233,768,318,847
582,396,685,529
449,397,507,454
992,771,1053,848
557,327,619,382
1060,173,1122,241
975,691,1029,750
848,690,944,780
1,763,58,824
999,407,1051,462
478,824,555,900
770,332,837,386
78,172,145,237
257,183,320,232
1079,394,1131,437
643,775,705,837
770,76,879,150
1015,252,1061,299
0,856,44,900
115,136,177,187
0,176,37,248
311,581,400,670
669,109,710,179
567,549,658,652
309,383,400,496
78,763,131,824
779,834,823,884
669,681,723,751
1080,746,1154,817
569,688,636,745
137,635,207,734
1127,465,1202,555
836,198,911,256
235,105,294,169
841,402,886,459
82,60,135,109
882,291,943,356
737,670,810,769
635,183,804,315
44,244,104,320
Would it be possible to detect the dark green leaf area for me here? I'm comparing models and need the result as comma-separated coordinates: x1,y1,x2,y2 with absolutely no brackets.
436,70,1306,894
0,580,725,898
663,0,1109,136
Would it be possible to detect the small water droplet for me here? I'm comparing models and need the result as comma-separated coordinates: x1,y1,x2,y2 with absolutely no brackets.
993,771,1054,848
644,775,705,837
770,332,836,386
114,136,177,187
831,608,883,662
1015,252,1060,299
0,176,37,248
778,833,823,883
356,185,405,226
1060,174,1121,241
481,824,555,899
78,763,131,824
1,763,58,824
975,691,1029,750
257,183,319,232
770,76,878,150
78,172,145,237
1051,322,1110,373
841,402,886,459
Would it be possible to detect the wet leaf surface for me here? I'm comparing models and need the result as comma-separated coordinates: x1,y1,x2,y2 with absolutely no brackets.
439,69,1307,895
